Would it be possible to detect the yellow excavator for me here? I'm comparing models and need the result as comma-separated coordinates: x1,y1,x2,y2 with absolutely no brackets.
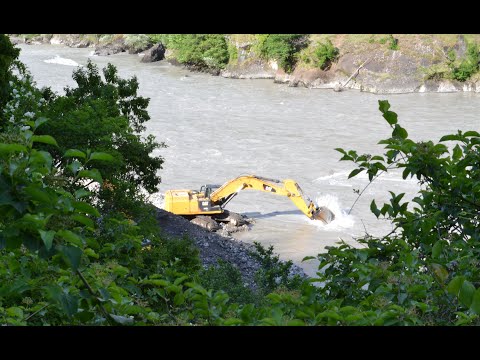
164,175,335,231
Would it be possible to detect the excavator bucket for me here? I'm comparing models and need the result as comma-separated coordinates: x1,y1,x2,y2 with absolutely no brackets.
313,206,335,224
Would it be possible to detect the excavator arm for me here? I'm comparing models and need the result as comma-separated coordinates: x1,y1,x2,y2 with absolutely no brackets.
209,175,334,223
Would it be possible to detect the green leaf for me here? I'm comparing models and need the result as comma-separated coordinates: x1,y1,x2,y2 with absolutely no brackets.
459,281,475,308
34,117,48,130
378,100,390,114
73,201,100,217
67,160,82,175
302,256,316,261
57,230,83,247
72,214,94,228
432,240,445,259
452,144,462,161
383,111,398,125
31,135,58,147
447,276,466,296
58,245,83,270
39,230,55,250
64,149,86,159
470,289,480,315
74,188,91,200
173,293,185,306
431,263,448,283
370,199,381,218
393,124,408,139
464,131,480,137
6,307,24,319
440,134,461,142
89,152,114,162
0,143,27,155
77,169,103,185
110,314,134,325
24,185,52,205
348,168,364,179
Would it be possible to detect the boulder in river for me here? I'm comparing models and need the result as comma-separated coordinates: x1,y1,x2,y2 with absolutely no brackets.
140,43,166,63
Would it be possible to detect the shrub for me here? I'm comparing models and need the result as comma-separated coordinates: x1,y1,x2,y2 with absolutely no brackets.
256,34,307,73
451,42,479,81
314,39,339,70
165,34,229,70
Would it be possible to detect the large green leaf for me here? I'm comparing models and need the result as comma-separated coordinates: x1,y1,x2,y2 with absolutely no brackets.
470,288,480,315
432,240,446,259
31,135,58,147
0,143,27,155
348,168,364,179
77,169,103,184
73,201,100,217
34,117,48,130
452,144,462,161
431,263,448,283
459,281,475,308
64,149,86,159
378,100,390,114
89,152,114,162
57,230,83,247
110,314,134,325
58,245,83,270
39,230,55,250
383,111,398,125
448,276,466,296
71,214,94,228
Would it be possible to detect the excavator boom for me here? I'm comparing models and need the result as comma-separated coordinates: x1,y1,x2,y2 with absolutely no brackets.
210,175,334,223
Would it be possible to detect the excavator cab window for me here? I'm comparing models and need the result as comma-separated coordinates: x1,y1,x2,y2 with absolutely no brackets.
200,185,220,198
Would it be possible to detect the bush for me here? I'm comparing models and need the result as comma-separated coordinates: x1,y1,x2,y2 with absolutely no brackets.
256,34,307,73
165,34,229,70
451,42,479,81
199,260,259,305
314,39,339,70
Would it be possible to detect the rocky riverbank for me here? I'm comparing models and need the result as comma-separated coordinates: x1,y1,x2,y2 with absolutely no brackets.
10,34,480,94
153,206,307,289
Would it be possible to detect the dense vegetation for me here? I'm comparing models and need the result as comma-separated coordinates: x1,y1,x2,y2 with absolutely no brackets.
255,34,307,73
2,34,480,325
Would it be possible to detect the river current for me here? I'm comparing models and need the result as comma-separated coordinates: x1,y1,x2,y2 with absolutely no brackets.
18,44,479,276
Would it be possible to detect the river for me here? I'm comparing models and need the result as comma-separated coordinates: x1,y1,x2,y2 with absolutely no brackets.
18,44,479,276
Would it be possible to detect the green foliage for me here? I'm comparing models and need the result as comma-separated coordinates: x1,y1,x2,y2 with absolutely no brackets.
251,242,304,294
451,42,479,81
0,35,20,112
227,42,238,63
314,39,339,70
36,61,166,209
330,100,480,325
388,35,399,50
255,34,308,73
164,34,229,70
199,260,259,305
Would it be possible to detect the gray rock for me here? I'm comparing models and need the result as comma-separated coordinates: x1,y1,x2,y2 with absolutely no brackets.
140,43,166,63
94,41,127,56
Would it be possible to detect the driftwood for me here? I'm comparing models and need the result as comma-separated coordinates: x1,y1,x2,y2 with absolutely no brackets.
341,58,371,88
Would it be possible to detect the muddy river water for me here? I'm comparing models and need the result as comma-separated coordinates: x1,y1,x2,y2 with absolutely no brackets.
19,44,479,276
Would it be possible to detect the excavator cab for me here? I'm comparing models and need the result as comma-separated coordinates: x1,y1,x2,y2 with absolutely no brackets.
200,184,221,198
